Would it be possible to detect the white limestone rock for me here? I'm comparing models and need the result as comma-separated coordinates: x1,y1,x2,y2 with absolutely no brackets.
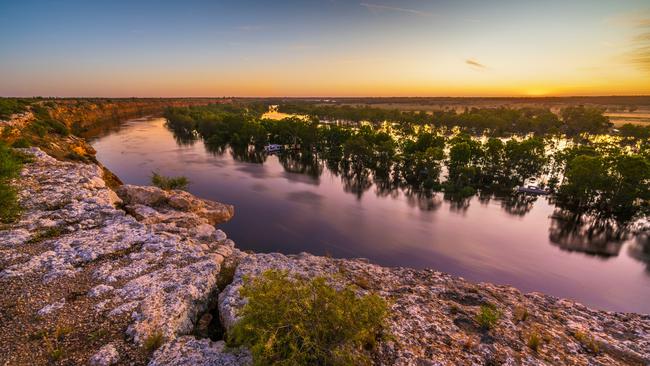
148,337,251,366
38,298,66,316
89,343,120,366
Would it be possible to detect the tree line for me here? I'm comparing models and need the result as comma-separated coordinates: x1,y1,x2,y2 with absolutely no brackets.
278,103,614,136
164,103,649,225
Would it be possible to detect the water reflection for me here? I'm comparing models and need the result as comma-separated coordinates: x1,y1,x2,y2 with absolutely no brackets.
549,212,629,258
89,117,650,313
340,162,373,200
499,194,539,217
628,233,650,272
170,123,648,263
278,151,322,180
171,129,199,146
403,188,442,211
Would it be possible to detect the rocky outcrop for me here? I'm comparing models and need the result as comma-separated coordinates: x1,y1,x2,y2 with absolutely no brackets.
117,185,234,227
49,98,230,132
0,111,33,135
219,252,650,366
0,148,236,364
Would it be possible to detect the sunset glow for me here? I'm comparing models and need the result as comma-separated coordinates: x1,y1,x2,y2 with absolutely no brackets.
1,0,649,97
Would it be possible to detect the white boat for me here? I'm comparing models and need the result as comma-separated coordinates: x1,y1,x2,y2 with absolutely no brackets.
517,185,549,195
264,144,284,153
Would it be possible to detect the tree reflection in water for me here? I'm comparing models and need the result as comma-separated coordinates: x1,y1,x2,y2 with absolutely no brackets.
204,141,228,156
499,194,538,217
403,188,442,211
548,212,630,258
340,161,373,200
171,129,198,147
167,124,647,270
628,232,650,272
278,151,322,179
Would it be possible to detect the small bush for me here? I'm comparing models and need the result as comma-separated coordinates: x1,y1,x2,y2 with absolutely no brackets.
40,324,71,362
49,348,64,361
11,138,31,148
573,330,599,354
526,330,541,351
28,105,69,136
151,172,189,191
87,328,108,342
0,142,26,223
0,144,23,179
228,269,390,365
29,118,69,137
513,305,529,323
143,330,164,353
475,304,501,330
0,183,21,223
0,98,31,120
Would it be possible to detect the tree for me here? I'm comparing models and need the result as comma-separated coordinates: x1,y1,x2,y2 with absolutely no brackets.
504,138,547,185
561,106,611,136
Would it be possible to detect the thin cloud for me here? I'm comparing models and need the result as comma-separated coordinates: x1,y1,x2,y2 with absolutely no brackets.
606,11,650,27
634,33,650,42
360,2,433,17
626,16,650,72
628,43,650,71
465,59,486,69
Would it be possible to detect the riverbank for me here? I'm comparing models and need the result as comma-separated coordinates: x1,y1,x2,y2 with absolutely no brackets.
0,149,648,364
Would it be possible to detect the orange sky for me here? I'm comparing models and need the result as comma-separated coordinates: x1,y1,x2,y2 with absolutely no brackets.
0,1,649,97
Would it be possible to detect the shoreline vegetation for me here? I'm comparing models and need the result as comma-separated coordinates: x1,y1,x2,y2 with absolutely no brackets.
0,142,28,223
164,101,649,231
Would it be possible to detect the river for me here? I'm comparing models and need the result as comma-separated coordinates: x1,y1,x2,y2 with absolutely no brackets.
89,116,650,313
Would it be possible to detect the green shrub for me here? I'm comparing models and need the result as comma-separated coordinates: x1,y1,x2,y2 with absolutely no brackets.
11,138,31,148
143,330,164,353
228,269,389,365
29,118,69,137
0,185,21,223
513,305,529,323
28,105,69,136
475,304,501,330
151,172,189,191
573,330,599,354
0,98,31,120
0,142,27,223
526,330,541,351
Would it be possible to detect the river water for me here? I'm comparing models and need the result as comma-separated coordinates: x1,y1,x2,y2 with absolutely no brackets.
89,117,650,313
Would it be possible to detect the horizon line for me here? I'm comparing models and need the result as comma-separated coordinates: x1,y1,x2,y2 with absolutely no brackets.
2,95,650,99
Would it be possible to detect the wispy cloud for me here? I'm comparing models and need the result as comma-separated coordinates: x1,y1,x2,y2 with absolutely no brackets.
628,42,650,72
617,12,650,72
465,58,486,69
605,10,650,27
360,2,433,17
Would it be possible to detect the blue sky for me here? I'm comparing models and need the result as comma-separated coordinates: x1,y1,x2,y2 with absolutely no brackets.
1,0,649,96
